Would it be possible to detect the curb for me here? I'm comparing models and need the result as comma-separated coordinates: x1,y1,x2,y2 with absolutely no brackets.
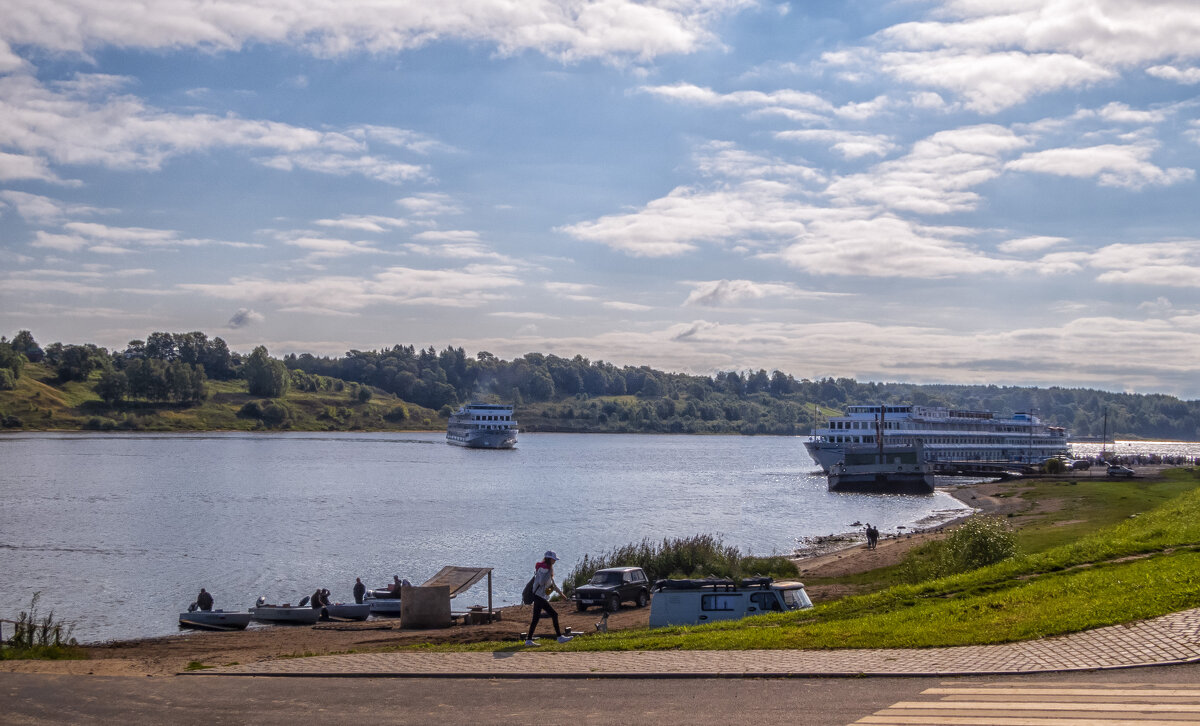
178,655,1200,679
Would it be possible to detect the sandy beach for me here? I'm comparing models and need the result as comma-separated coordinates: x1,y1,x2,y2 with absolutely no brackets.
0,473,1088,677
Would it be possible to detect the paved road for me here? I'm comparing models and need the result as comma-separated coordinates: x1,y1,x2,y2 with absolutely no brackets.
9,665,1200,725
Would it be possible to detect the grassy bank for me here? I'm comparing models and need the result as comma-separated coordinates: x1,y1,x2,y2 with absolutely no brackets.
0,363,442,432
429,467,1200,653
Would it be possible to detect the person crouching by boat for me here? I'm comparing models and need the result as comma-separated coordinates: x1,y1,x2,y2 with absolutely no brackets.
311,588,330,618
196,588,214,612
353,577,366,604
525,550,573,646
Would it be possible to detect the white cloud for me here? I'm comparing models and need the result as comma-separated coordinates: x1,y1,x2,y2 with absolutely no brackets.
682,279,842,306
284,235,380,260
1147,65,1200,84
313,215,409,233
1,0,748,63
31,230,88,252
396,193,463,217
0,72,433,183
603,301,653,312
775,129,895,159
998,236,1069,254
413,230,480,243
0,150,74,184
1089,241,1200,287
181,264,523,313
0,191,107,224
841,2,1200,112
827,124,1030,214
1006,143,1194,189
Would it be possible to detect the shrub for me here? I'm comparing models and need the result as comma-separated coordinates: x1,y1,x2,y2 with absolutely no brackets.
1044,458,1068,475
260,402,290,427
1,593,82,660
0,368,15,390
944,515,1017,571
384,405,409,422
563,534,798,596
1,414,23,428
237,401,263,419
899,515,1017,583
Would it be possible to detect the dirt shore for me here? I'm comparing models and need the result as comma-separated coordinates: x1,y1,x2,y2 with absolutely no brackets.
0,472,1105,677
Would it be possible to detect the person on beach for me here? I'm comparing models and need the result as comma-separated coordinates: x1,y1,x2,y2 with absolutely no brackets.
525,550,572,646
353,577,366,604
869,525,879,550
196,588,213,611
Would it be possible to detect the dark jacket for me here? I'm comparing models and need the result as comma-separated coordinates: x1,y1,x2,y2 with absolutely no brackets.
196,590,214,611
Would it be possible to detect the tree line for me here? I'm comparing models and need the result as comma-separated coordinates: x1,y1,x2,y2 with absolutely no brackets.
4,329,1200,440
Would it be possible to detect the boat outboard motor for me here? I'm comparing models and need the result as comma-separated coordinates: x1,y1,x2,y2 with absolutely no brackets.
298,596,310,607
188,602,198,613
256,596,266,607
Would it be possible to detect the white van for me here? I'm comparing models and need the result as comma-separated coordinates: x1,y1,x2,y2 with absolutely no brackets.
647,577,813,628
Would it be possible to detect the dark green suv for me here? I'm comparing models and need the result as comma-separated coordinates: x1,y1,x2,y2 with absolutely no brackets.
573,567,650,612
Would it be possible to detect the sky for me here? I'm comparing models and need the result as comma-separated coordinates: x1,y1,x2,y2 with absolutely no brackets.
3,2,1200,398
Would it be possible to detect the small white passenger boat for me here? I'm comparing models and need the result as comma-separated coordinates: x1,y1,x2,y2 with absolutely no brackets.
178,609,252,631
325,602,371,620
249,597,321,624
365,593,403,615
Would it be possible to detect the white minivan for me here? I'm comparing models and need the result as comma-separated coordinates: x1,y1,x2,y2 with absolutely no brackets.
647,577,812,628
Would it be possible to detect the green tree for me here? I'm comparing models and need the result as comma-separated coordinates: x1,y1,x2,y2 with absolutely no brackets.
0,340,23,380
243,346,288,397
95,370,129,406
9,330,43,363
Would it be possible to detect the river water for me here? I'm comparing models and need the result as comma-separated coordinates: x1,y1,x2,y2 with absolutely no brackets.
3,432,976,643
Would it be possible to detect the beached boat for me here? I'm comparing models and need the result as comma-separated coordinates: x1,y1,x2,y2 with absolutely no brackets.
806,404,1068,473
365,592,404,615
827,441,935,494
446,402,518,449
249,598,320,624
178,609,251,631
325,602,371,620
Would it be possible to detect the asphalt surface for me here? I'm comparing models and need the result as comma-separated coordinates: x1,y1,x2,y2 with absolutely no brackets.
9,663,1200,725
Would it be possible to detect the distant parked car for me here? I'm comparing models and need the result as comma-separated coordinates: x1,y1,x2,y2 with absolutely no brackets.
1107,464,1134,478
1070,459,1092,470
573,567,650,612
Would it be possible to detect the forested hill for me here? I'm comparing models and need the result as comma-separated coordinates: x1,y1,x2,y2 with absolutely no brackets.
1,329,1198,440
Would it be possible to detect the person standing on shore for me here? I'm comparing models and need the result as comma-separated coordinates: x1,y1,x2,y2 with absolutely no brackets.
525,550,572,646
353,577,366,604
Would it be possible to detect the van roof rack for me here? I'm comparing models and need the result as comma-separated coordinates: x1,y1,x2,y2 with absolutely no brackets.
652,578,735,592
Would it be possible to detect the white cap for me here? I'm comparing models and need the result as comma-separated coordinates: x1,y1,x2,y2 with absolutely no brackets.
544,550,558,561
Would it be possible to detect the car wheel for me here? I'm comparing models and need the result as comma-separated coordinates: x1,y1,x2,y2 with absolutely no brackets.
636,590,648,608
605,594,619,612
575,601,587,612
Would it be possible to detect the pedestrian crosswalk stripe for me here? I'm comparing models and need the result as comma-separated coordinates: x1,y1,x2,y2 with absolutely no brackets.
851,684,1200,725
924,687,1200,698
889,700,1200,712
857,717,1200,725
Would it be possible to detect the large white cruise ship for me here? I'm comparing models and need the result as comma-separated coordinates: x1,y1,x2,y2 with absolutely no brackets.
804,404,1068,473
446,403,518,449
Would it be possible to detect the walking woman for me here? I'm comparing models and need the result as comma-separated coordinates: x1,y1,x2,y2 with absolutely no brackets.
526,550,573,646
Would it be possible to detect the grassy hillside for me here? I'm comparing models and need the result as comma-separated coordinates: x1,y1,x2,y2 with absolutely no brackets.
0,363,443,432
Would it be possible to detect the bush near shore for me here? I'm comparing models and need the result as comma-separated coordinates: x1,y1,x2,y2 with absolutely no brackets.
563,534,798,596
